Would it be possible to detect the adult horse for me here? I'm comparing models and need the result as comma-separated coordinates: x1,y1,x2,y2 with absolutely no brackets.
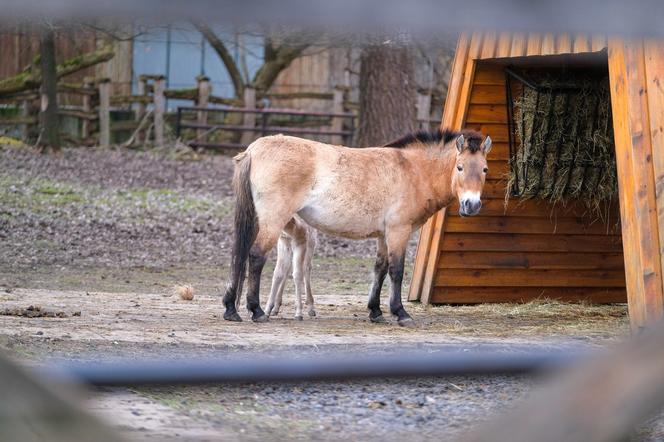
223,129,492,325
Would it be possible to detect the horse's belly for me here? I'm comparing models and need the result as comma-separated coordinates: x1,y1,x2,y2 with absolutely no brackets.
297,205,381,239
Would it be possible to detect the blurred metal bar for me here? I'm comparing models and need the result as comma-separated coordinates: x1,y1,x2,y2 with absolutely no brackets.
45,350,582,387
2,0,664,37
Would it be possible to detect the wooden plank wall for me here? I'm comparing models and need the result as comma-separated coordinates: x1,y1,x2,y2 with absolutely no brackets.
608,39,664,330
431,61,626,303
409,32,628,305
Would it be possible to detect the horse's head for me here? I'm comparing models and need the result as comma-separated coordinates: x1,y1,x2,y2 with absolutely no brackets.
451,131,492,217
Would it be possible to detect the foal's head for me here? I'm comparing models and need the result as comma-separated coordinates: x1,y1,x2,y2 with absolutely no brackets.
449,130,492,217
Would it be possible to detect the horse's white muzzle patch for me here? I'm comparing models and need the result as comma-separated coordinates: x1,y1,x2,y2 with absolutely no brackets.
459,191,482,217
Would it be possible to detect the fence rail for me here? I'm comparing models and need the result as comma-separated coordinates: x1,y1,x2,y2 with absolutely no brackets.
176,105,356,150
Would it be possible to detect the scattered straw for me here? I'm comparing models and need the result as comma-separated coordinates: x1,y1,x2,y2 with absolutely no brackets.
174,284,195,301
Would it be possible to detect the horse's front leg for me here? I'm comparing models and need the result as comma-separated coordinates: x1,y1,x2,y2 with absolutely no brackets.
368,237,389,323
386,227,414,327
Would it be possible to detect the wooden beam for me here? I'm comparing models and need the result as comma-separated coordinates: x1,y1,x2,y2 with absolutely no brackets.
608,38,664,331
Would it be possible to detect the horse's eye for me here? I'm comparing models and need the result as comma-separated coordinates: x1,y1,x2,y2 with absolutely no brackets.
457,165,463,172
483,167,489,173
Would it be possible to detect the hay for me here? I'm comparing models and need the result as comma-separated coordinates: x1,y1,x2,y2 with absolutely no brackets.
508,74,617,218
174,284,195,301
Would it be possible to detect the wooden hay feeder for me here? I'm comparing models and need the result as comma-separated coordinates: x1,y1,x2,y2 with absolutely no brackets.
408,33,664,331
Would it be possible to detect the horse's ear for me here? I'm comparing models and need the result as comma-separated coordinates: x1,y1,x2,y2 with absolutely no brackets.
481,135,492,154
455,134,465,152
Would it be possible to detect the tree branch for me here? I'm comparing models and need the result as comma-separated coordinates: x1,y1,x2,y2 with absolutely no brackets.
193,21,245,99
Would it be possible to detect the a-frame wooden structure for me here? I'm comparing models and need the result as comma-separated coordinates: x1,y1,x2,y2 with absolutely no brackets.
408,32,664,330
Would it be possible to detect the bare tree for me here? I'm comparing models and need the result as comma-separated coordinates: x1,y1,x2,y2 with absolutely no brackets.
357,39,416,146
193,22,312,101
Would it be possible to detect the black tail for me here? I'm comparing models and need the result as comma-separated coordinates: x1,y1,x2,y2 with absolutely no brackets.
224,152,257,312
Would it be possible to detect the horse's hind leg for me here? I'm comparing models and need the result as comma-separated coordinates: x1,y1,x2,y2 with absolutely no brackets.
367,237,389,323
266,235,292,317
246,223,285,322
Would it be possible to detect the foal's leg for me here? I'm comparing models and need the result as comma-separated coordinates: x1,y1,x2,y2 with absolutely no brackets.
265,235,292,317
291,236,308,321
386,227,414,326
367,237,389,323
304,229,317,317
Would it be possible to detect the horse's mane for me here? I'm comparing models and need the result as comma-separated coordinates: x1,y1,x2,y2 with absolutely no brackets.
384,128,484,152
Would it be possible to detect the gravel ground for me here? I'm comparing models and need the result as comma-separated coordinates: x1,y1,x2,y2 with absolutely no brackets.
0,145,658,441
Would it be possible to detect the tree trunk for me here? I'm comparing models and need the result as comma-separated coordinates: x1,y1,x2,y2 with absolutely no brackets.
357,42,416,147
39,26,60,151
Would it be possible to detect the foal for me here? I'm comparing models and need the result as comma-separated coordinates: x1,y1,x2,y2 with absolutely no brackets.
264,215,317,320
223,129,491,325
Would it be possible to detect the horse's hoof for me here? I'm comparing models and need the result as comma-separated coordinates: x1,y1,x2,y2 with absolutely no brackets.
370,314,386,323
270,308,280,316
398,317,415,327
223,311,243,322
308,309,317,318
252,313,269,323
294,315,303,321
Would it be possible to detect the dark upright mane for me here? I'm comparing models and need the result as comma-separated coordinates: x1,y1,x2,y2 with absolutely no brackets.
383,128,484,152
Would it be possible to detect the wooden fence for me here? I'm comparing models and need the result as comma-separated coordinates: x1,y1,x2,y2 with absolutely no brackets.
0,74,436,148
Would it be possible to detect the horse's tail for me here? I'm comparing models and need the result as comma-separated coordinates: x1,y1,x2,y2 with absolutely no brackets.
226,151,257,306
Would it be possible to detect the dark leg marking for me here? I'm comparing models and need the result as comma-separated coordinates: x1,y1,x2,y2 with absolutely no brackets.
388,252,413,326
222,282,242,322
246,247,268,322
368,253,389,323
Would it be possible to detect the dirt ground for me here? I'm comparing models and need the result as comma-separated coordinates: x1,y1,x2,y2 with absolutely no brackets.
0,145,660,441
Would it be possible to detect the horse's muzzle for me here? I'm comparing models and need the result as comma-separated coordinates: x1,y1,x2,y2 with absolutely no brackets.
459,198,482,217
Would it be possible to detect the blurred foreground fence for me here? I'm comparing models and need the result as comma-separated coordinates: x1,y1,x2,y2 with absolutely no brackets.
5,321,664,442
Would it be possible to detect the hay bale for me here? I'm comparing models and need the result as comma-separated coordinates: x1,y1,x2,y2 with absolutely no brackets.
508,74,617,218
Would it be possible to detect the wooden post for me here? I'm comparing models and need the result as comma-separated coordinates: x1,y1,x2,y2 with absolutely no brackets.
608,38,664,331
81,76,94,140
196,75,210,141
136,76,148,144
98,78,111,148
416,92,432,130
331,88,344,145
241,87,256,146
20,99,30,142
153,76,166,148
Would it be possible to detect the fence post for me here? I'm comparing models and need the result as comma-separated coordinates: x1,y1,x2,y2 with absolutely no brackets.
153,75,166,148
416,92,432,130
20,99,30,142
81,76,94,141
241,87,256,146
331,87,344,145
196,75,211,142
136,75,147,143
98,78,111,148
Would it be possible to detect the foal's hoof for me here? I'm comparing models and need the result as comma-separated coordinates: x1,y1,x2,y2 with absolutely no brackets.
370,314,387,323
308,309,317,318
294,315,304,321
252,313,269,323
398,317,415,327
269,308,280,316
223,311,243,322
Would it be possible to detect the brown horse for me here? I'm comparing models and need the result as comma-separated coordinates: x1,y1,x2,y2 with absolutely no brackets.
223,129,491,325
